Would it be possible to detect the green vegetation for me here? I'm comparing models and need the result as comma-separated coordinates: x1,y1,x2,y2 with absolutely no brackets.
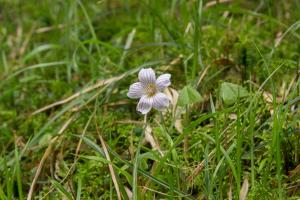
0,0,300,199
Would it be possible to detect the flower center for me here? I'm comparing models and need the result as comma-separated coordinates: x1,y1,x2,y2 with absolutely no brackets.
145,83,157,97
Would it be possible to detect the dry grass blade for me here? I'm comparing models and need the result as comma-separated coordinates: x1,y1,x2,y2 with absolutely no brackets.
19,25,36,57
27,116,75,200
228,182,233,200
120,28,136,65
205,0,232,8
32,74,126,115
289,164,300,178
75,112,94,155
187,150,215,183
35,24,66,34
284,74,297,102
159,55,183,71
196,64,211,88
187,161,204,183
239,177,249,200
125,187,133,200
95,119,123,200
142,186,187,198
228,173,233,200
27,142,53,200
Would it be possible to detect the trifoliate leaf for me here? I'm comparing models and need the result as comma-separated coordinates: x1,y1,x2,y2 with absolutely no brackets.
177,85,203,107
220,82,249,105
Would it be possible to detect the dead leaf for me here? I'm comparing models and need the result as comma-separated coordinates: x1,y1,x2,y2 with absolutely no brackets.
228,187,233,200
175,119,183,134
125,187,132,199
275,31,283,48
165,87,186,134
289,164,300,178
212,58,234,66
239,177,249,200
263,91,273,103
229,113,237,120
144,125,163,156
165,87,181,118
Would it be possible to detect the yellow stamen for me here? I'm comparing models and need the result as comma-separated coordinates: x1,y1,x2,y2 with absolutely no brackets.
145,83,157,97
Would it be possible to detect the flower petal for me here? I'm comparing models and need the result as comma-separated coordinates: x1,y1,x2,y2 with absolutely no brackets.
152,92,170,111
137,96,153,114
127,82,144,99
138,68,156,84
156,73,171,91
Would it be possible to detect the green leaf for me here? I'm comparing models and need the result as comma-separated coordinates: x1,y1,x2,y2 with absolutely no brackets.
23,44,61,63
220,82,249,105
51,179,73,200
177,85,203,106
0,183,7,200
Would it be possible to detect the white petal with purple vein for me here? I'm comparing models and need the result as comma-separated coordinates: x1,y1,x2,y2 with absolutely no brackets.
156,74,171,91
127,82,144,99
138,68,156,84
152,92,169,110
137,95,153,114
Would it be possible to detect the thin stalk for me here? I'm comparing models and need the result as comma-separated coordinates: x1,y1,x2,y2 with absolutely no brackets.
183,105,190,161
248,74,256,187
296,61,299,164
159,111,178,161
192,0,203,80
236,105,242,194
204,144,211,199
249,104,256,187
14,143,24,200
158,111,180,195
192,1,199,81
133,114,147,200
210,94,220,162
210,94,222,196
76,177,82,200
275,107,283,199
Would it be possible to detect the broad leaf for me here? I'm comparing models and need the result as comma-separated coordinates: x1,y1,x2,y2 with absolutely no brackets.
177,86,203,107
220,82,249,105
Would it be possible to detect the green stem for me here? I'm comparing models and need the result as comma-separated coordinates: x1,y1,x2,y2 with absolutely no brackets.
133,114,147,200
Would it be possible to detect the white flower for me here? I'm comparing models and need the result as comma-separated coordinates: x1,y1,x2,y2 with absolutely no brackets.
127,68,171,114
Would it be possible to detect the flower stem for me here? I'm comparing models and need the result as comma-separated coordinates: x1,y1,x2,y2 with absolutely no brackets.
133,114,147,200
